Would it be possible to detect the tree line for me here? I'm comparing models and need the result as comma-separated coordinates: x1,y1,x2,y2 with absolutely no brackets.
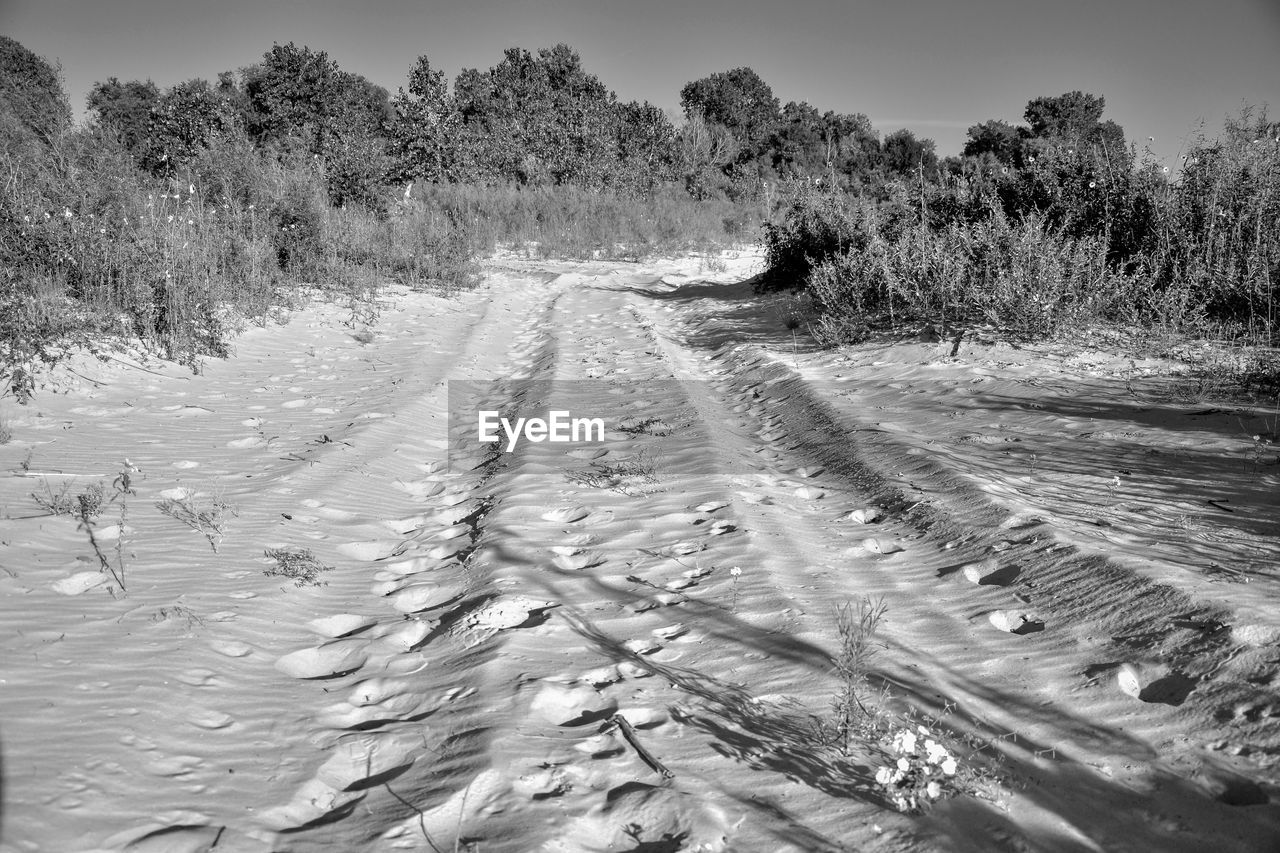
4,35,1139,211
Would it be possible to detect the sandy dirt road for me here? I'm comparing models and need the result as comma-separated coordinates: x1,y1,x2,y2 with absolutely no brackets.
2,254,1278,852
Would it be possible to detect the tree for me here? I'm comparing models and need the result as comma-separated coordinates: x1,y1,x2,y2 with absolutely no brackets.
144,78,241,175
962,119,1022,163
87,77,160,154
1023,91,1124,149
768,102,880,186
614,100,676,196
0,35,71,150
676,111,737,199
243,43,389,156
389,55,458,183
680,67,780,157
881,129,937,177
450,44,620,188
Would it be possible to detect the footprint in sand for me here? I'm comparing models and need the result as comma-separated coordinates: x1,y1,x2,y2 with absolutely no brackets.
987,610,1045,634
337,539,405,562
579,664,622,687
380,515,427,535
308,614,376,638
52,572,108,596
530,681,619,726
432,523,471,541
175,668,219,687
315,734,416,791
426,540,465,560
226,436,265,449
844,507,883,524
624,638,662,655
1115,662,1196,704
172,460,199,469
377,555,439,577
374,619,434,652
861,537,905,555
259,779,365,831
963,559,1021,586
653,624,688,640
186,708,234,730
574,731,624,757
542,505,590,524
392,583,459,614
209,639,252,658
617,706,668,729
553,551,604,571
275,640,369,679
394,480,446,499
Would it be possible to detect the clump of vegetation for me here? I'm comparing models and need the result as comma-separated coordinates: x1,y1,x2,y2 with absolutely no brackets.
763,97,1279,353
32,479,105,517
263,546,332,587
830,596,889,755
156,490,236,552
565,449,661,495
64,467,135,594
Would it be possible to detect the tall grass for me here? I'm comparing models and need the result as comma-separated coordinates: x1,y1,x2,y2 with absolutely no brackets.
1,126,754,400
417,182,756,260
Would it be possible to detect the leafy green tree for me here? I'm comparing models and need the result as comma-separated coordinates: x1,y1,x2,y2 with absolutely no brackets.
1023,91,1124,150
451,44,620,188
243,43,389,156
87,77,160,154
962,119,1022,164
613,100,676,196
881,129,938,177
679,67,780,157
144,79,241,176
0,35,71,152
389,55,458,183
769,102,880,186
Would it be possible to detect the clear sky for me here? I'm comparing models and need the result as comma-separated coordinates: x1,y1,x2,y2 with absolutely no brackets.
3,0,1278,161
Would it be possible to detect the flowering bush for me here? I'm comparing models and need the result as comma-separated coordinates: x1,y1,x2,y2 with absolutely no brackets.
874,725,960,812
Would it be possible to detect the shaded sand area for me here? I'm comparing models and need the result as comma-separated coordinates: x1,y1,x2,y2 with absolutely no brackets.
1,251,1278,851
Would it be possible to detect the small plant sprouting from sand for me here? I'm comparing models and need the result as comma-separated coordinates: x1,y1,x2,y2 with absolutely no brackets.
76,466,136,594
831,595,888,756
565,449,661,495
156,489,237,552
32,479,104,517
263,546,332,587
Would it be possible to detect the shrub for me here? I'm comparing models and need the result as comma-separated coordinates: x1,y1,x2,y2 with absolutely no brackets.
758,190,873,291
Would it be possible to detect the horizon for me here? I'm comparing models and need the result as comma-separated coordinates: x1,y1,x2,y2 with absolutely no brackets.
3,0,1279,163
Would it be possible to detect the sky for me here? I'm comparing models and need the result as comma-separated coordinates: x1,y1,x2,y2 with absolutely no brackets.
3,0,1279,162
